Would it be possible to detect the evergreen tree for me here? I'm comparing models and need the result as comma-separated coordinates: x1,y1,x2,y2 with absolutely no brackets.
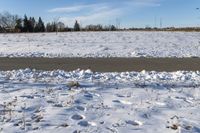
46,23,51,32
31,17,36,32
46,22,57,32
28,17,35,32
15,18,23,32
23,15,29,32
74,20,80,31
52,22,57,32
35,17,45,32
0,25,4,33
110,25,116,31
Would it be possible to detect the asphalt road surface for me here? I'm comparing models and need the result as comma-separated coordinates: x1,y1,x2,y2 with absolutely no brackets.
0,57,200,72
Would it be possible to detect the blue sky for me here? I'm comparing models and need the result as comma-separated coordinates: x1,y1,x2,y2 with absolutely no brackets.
0,0,200,28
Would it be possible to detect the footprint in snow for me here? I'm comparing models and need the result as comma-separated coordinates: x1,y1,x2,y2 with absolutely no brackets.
20,95,34,99
78,121,96,127
75,106,86,111
112,100,132,105
71,114,85,120
126,120,143,126
116,94,126,98
84,93,93,100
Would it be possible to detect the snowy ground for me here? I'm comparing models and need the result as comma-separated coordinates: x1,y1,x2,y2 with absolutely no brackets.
1,31,200,58
0,69,200,133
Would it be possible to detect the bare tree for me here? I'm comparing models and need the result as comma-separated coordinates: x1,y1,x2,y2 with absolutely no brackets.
53,17,60,34
0,12,18,31
57,22,65,32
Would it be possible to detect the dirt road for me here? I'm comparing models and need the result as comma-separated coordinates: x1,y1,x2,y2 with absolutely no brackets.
0,57,199,72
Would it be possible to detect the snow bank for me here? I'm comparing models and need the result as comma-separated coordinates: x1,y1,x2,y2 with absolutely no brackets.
0,31,200,58
1,69,200,87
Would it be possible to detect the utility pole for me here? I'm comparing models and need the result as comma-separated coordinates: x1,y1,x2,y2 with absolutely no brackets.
160,18,163,29
196,8,200,27
154,16,157,28
115,18,121,30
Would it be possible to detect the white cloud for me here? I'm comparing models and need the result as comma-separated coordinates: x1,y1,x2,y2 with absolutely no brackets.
59,9,121,27
48,5,89,13
48,3,108,13
134,2,160,7
125,0,161,7
48,3,121,27
48,0,163,27
48,5,91,13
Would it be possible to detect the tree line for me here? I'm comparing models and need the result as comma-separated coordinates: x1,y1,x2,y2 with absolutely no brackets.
0,12,118,33
2,12,199,33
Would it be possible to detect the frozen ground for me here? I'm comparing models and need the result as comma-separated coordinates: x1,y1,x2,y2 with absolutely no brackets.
0,69,200,133
1,31,200,58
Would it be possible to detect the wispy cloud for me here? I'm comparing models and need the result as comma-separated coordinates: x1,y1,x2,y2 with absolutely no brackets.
48,3,108,13
47,0,163,27
48,5,90,13
59,9,121,27
48,3,121,26
126,0,161,7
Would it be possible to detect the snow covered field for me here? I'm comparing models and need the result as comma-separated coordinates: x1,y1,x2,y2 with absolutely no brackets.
1,31,200,133
1,31,200,58
0,69,200,133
